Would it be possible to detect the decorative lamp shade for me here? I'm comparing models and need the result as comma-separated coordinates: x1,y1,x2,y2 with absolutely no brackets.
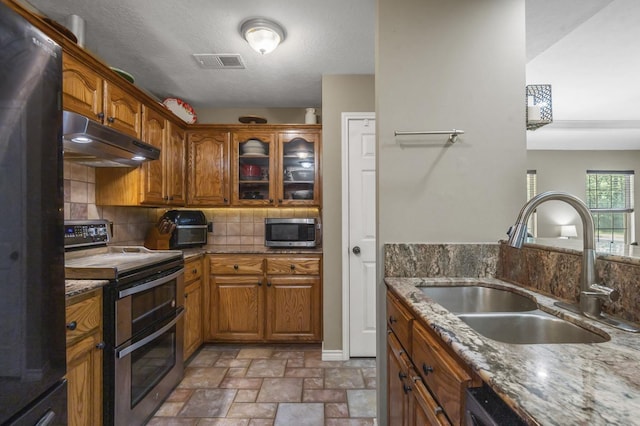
241,18,285,55
526,84,552,130
560,225,578,238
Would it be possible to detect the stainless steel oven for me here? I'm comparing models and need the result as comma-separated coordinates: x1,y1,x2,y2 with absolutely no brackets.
64,221,185,426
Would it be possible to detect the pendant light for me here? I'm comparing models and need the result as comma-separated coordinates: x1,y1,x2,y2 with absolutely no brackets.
241,18,286,55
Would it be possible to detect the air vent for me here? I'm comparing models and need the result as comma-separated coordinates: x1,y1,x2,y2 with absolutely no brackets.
192,53,245,69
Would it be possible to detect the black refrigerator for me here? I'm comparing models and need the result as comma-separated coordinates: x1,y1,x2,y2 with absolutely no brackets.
0,3,67,425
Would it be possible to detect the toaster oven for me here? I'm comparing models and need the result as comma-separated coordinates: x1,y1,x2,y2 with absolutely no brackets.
161,210,208,249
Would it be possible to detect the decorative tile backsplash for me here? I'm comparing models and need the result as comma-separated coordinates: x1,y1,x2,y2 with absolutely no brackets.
64,161,320,247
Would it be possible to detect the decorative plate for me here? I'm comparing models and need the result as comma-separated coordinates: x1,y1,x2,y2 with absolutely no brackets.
110,67,135,84
163,98,197,124
239,115,267,124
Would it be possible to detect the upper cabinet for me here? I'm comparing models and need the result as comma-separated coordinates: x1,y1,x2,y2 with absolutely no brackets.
63,53,141,138
232,131,277,206
188,130,230,206
278,132,320,206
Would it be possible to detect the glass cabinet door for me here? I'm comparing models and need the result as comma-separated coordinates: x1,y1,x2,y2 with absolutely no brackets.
232,132,276,205
278,133,319,205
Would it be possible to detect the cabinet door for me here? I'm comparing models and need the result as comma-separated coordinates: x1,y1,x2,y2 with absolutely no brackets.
232,131,276,206
184,279,203,359
209,275,264,340
62,53,103,121
265,275,321,341
387,331,411,426
104,80,141,138
411,373,451,426
278,131,321,206
140,105,167,205
67,331,103,426
188,131,230,206
166,122,186,205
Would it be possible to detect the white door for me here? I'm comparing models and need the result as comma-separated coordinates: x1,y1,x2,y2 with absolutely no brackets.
343,113,376,357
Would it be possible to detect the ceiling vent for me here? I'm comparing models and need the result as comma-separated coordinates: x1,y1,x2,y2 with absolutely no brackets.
192,53,245,69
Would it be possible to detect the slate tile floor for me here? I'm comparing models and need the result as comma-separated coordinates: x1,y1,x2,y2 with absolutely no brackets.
147,344,377,426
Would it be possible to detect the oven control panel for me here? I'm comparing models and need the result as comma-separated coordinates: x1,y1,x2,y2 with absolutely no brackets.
64,220,111,249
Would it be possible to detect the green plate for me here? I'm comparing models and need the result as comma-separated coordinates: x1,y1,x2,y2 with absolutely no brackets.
110,67,135,84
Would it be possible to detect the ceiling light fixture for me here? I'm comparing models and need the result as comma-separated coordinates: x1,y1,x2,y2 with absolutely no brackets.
241,18,285,55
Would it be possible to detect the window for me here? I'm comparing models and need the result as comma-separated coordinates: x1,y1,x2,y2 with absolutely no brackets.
586,170,635,244
526,170,537,237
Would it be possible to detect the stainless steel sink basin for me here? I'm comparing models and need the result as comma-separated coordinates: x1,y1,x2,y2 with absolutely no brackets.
457,311,610,344
419,285,537,313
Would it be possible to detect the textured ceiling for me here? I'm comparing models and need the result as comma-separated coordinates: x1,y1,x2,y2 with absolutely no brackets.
24,0,640,150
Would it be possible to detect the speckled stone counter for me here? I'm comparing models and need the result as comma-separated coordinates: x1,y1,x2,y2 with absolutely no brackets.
199,244,323,255
65,279,108,298
385,277,640,426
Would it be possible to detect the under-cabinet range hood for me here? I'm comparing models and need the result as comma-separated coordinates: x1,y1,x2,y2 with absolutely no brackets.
62,110,160,167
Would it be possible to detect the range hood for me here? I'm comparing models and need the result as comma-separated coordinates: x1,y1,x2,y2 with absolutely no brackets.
62,110,160,167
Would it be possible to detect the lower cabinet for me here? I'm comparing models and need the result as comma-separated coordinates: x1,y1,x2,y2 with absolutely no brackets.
184,256,204,359
65,289,103,426
387,289,478,426
207,254,322,342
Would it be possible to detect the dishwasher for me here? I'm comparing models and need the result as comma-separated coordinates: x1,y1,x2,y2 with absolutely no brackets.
465,384,527,426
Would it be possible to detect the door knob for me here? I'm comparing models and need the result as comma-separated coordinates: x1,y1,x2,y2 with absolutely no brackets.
352,246,361,255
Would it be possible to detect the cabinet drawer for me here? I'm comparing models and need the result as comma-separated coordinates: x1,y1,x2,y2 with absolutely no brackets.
386,292,413,353
412,321,471,426
210,255,264,275
184,258,203,282
66,291,102,346
411,372,452,426
266,257,320,275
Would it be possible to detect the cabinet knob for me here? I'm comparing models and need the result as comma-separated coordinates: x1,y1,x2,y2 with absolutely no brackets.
224,198,228,203
185,293,189,299
192,269,198,274
290,264,295,271
66,321,77,331
389,316,397,324
107,116,115,123
278,199,283,203
422,363,434,375
97,112,104,120
163,196,169,201
269,199,274,203
398,371,407,380
403,384,412,394
267,281,272,287
233,264,239,270
96,341,106,350
258,280,262,286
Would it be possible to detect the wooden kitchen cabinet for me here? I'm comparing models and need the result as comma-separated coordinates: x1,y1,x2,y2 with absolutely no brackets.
63,53,141,138
278,132,321,206
387,330,413,426
183,256,204,359
207,254,322,342
231,131,277,206
65,289,103,426
386,289,478,426
187,130,231,206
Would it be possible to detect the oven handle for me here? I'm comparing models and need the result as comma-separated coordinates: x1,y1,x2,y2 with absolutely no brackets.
116,307,185,359
118,267,184,299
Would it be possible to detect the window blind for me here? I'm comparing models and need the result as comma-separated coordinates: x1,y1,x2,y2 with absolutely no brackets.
526,170,537,201
586,170,634,213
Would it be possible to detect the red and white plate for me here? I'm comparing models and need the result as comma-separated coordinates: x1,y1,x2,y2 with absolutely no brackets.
162,97,197,124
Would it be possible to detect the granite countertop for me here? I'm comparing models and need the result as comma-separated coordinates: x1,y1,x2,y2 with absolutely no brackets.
385,277,640,426
65,279,109,299
197,244,323,255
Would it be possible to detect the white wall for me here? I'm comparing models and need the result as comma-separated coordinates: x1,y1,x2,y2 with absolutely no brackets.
527,150,640,241
376,0,526,422
194,107,320,125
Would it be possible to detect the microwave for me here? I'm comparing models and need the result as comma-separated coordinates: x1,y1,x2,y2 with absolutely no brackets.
265,218,319,248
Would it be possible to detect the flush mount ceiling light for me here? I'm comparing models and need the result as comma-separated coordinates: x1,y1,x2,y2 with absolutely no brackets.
241,18,285,55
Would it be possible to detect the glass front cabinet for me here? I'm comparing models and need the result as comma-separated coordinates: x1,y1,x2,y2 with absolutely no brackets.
232,130,320,206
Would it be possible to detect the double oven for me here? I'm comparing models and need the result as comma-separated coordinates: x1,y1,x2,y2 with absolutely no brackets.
65,221,185,425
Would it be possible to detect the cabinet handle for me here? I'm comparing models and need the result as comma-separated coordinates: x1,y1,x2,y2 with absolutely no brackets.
185,293,188,299
422,363,434,375
224,198,228,203
290,264,296,271
96,341,106,350
398,371,407,380
403,384,412,394
389,316,397,324
258,280,262,286
233,264,239,270
66,321,77,331
267,281,272,287
192,269,198,274
107,116,115,123
278,199,283,203
97,112,104,120
269,199,274,203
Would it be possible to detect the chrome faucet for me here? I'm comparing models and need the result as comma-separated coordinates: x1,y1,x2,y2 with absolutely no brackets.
508,191,638,332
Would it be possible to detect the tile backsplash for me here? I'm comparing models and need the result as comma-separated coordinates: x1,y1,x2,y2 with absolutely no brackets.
64,161,320,247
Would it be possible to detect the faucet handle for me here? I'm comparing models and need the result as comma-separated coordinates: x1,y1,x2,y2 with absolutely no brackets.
584,284,620,303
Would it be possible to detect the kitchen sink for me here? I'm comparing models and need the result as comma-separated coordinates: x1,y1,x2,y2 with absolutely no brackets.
456,311,610,344
419,285,537,313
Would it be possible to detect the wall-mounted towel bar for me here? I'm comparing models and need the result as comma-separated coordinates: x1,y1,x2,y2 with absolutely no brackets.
394,129,464,143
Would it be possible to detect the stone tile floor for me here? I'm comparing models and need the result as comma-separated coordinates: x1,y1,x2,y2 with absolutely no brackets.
147,344,377,426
